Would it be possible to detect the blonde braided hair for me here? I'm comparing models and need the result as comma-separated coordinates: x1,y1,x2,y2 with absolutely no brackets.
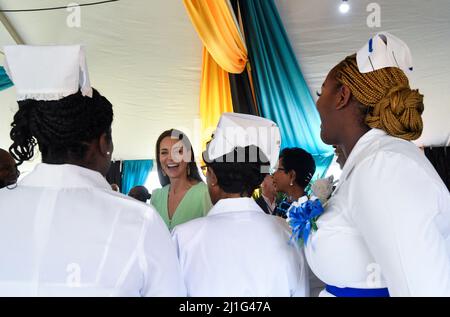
334,54,424,141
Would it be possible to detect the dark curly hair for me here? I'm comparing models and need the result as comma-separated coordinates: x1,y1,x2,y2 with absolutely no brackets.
206,145,269,196
279,148,316,188
9,89,113,166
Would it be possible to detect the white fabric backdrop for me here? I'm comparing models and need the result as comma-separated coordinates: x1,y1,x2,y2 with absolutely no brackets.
0,0,449,171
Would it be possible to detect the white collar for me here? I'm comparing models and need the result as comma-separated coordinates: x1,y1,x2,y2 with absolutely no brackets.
334,129,387,194
262,194,276,208
208,197,264,216
19,163,110,190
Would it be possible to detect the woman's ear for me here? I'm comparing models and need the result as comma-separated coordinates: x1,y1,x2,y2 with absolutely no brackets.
289,170,296,186
82,133,113,177
99,132,113,158
336,85,352,110
208,167,218,186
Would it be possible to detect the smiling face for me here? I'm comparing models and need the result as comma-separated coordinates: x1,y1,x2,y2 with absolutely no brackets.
158,136,191,180
316,69,343,146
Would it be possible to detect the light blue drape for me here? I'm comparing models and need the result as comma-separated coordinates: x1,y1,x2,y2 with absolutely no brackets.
0,66,13,91
121,160,153,194
239,0,334,177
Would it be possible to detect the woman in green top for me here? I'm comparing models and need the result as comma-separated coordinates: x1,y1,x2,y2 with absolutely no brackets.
151,129,212,230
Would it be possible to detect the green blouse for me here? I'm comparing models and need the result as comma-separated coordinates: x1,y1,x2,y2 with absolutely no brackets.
151,182,212,231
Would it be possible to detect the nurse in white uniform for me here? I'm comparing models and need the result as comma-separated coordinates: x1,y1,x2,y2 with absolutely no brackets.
306,32,450,297
0,46,185,296
171,113,309,297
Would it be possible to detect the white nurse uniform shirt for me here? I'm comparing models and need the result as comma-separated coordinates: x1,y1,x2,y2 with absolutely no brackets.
305,129,450,297
0,164,186,297
172,197,308,297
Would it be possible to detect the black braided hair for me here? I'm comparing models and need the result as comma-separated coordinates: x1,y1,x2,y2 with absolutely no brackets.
206,145,269,197
9,89,113,166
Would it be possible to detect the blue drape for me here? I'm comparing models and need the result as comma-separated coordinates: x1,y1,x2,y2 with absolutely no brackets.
121,160,153,194
239,0,334,178
0,66,13,91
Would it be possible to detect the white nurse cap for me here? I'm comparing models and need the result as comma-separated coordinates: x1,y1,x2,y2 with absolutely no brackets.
3,45,92,101
356,32,413,74
203,113,281,171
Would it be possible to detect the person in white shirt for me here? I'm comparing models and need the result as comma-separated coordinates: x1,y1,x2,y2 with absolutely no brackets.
0,45,185,297
307,32,450,297
172,113,309,297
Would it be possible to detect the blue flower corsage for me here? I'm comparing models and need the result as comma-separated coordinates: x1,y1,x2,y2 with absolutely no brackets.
286,196,324,245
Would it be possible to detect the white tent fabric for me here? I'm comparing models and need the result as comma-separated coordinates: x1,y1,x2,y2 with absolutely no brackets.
0,0,449,170
277,0,450,148
0,0,204,163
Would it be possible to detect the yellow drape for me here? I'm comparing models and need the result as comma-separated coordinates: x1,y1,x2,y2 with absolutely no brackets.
199,47,234,150
183,0,249,151
183,0,248,73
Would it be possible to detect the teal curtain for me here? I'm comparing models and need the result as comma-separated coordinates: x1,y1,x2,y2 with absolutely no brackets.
0,66,13,91
121,160,153,194
239,0,334,178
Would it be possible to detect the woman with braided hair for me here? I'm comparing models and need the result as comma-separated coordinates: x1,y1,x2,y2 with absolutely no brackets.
9,89,114,172
0,45,185,296
304,33,450,297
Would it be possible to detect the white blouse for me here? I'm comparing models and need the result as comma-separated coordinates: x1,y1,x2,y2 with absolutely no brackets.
305,129,450,297
0,164,186,297
172,197,308,297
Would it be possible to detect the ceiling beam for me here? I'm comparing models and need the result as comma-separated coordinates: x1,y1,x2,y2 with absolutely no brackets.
0,11,25,45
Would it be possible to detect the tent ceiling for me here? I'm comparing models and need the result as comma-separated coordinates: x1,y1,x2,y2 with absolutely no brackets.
0,0,449,164
277,0,450,148
0,0,204,161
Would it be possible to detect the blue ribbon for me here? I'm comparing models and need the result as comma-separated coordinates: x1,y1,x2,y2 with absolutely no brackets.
288,199,324,245
326,285,390,297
